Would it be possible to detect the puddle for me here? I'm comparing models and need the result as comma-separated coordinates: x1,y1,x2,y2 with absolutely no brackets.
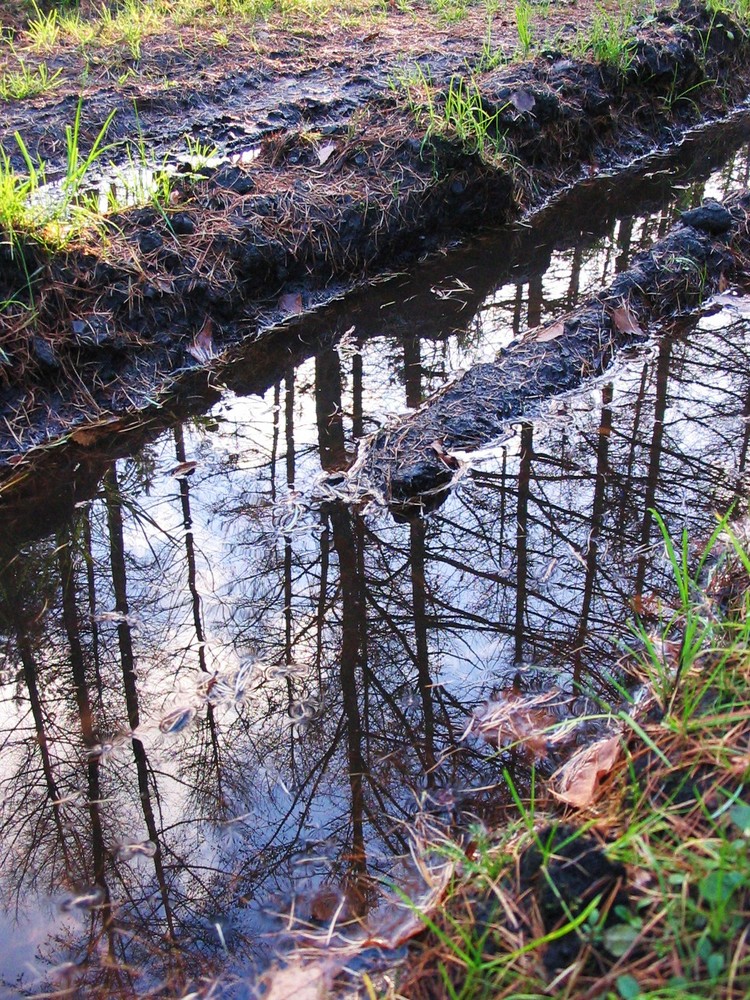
0,139,749,997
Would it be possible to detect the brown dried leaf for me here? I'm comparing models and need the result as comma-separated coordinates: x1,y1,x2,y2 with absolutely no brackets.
70,416,123,447
365,861,453,949
469,689,575,758
169,461,198,478
630,591,664,620
187,318,215,364
316,142,336,165
261,962,331,1000
551,734,621,808
611,303,644,336
510,88,536,113
535,320,566,342
278,291,303,315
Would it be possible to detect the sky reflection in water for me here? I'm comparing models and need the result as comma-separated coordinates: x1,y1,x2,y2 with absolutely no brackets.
0,146,748,997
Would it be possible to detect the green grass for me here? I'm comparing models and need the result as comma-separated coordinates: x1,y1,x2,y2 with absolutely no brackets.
8,0,389,53
571,3,639,72
706,0,750,22
392,66,509,163
430,0,471,24
26,2,61,50
0,100,120,253
390,512,750,1000
0,60,62,100
514,0,534,56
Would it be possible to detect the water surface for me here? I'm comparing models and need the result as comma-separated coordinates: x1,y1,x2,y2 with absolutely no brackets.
0,138,749,998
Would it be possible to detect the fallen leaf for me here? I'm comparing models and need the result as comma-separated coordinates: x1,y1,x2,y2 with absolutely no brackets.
510,88,536,113
535,320,566,342
365,861,453,949
309,888,347,923
316,142,336,165
468,688,577,758
187,318,216,364
718,272,729,292
70,416,123,447
278,291,303,315
551,734,622,808
169,461,198,478
611,302,644,336
261,962,331,1000
630,591,663,620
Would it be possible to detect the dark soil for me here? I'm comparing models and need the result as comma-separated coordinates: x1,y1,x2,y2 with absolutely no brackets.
397,823,629,999
518,824,628,972
1,0,750,462
0,0,602,176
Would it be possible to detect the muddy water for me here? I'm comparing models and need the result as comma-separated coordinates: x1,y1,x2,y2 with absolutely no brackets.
0,141,749,998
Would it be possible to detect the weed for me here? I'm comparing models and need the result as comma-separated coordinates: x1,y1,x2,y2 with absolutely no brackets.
628,509,727,716
431,0,470,25
58,11,97,48
572,3,638,72
660,68,711,112
0,146,36,256
26,2,60,50
0,99,116,251
389,62,436,130
476,17,504,72
63,99,117,202
393,66,508,163
0,61,62,101
108,107,175,218
184,135,221,170
442,75,505,159
706,0,750,24
514,0,534,56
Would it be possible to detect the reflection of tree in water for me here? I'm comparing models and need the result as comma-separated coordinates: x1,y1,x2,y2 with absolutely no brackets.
0,254,748,992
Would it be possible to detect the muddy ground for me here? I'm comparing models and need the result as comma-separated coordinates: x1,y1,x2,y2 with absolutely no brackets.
1,0,750,464
0,0,615,169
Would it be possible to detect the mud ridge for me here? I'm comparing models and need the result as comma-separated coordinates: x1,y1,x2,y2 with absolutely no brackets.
1,0,750,457
355,190,750,510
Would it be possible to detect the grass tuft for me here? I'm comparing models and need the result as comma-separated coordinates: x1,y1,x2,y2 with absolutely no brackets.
0,61,62,100
572,3,638,72
392,66,509,163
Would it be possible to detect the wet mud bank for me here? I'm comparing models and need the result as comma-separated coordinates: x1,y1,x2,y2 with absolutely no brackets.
2,0,750,457
359,189,750,508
